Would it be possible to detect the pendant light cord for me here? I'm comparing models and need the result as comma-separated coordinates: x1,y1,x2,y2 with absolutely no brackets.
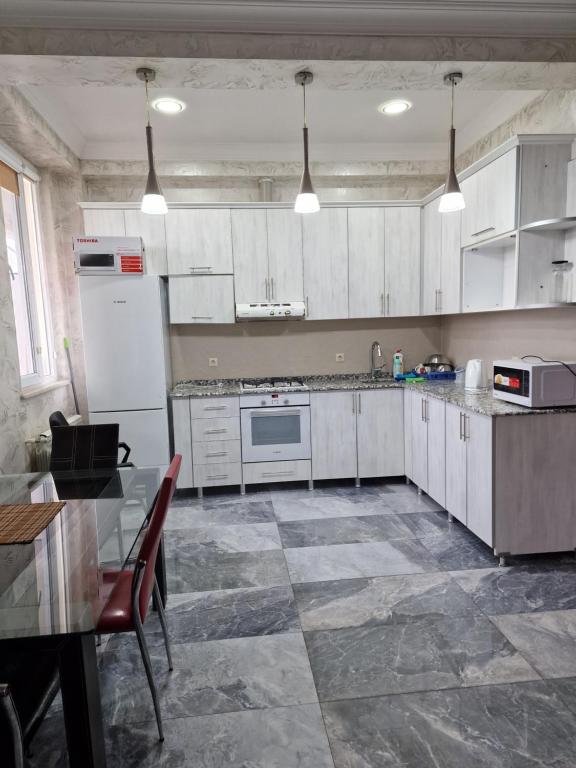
302,80,307,128
144,76,151,127
450,77,454,130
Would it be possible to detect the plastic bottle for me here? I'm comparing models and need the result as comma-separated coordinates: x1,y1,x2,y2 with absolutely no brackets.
392,349,404,378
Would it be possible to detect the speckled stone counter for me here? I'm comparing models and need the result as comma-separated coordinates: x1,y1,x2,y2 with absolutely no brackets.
404,381,576,417
170,374,576,417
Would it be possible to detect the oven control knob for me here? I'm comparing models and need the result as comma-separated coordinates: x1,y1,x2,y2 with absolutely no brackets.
261,400,266,406
284,399,289,404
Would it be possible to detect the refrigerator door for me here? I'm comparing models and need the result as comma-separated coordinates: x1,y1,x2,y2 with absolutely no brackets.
89,409,170,468
79,275,167,412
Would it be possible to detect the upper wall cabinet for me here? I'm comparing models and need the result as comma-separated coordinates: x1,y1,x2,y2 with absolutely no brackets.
461,148,517,247
303,208,349,320
166,209,233,275
232,208,303,304
83,209,126,237
384,207,421,317
421,202,461,315
348,207,385,318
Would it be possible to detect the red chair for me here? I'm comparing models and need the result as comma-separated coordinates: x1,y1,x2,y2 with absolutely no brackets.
96,456,181,741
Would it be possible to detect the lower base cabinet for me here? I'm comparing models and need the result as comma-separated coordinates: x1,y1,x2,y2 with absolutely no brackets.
445,402,493,546
171,398,193,489
311,388,404,481
406,388,446,507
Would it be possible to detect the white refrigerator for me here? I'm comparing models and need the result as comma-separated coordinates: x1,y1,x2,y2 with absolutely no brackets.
79,275,171,468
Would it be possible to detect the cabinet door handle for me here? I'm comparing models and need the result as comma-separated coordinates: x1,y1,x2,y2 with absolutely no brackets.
421,398,425,422
386,292,390,315
271,277,275,300
464,415,470,441
459,412,464,440
206,428,227,434
189,315,213,320
188,266,213,272
425,400,428,423
265,277,269,300
204,405,227,411
206,473,229,480
262,470,296,477
206,451,228,457
471,226,495,238
352,393,356,414
380,292,384,315
438,289,442,313
358,393,362,414
305,296,309,316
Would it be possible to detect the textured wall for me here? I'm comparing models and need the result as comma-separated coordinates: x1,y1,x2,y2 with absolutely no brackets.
171,316,442,381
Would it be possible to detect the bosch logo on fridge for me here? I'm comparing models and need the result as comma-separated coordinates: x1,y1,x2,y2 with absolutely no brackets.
73,235,145,275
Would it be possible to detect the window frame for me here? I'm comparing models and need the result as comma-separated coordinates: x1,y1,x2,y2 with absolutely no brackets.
1,145,55,391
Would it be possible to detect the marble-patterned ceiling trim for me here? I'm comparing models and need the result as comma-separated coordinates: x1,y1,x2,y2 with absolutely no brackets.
456,89,576,170
80,158,447,178
2,56,576,90
0,87,79,173
1,29,576,63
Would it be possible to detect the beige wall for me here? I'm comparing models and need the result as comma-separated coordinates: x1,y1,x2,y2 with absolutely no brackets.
171,316,442,381
441,308,576,369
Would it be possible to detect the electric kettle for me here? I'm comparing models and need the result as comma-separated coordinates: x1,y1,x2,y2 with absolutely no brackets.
465,359,487,391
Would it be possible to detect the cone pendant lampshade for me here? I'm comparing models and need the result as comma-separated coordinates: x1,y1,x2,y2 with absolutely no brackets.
137,67,168,215
294,70,320,214
439,72,465,214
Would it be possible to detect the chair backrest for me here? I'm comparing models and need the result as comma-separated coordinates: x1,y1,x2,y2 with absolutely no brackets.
49,424,120,471
133,455,181,621
49,411,69,431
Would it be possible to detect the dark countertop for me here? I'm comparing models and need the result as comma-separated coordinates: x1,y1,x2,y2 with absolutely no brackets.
170,374,576,417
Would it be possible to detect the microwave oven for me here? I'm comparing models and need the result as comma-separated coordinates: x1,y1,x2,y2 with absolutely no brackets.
493,358,576,408
73,236,144,275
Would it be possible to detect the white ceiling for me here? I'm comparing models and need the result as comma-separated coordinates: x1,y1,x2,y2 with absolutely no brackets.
21,84,541,162
2,0,576,36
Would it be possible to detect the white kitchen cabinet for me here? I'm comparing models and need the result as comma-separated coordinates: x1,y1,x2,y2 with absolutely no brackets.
303,208,349,320
310,391,357,479
267,209,304,302
409,389,428,492
465,410,493,545
421,202,442,316
461,149,517,247
356,389,404,478
403,387,413,480
426,395,446,507
124,210,167,275
171,398,193,489
444,403,493,544
168,275,235,324
232,209,304,304
348,208,385,318
384,207,421,317
166,209,233,275
440,211,462,314
231,209,269,303
445,403,467,525
83,209,126,236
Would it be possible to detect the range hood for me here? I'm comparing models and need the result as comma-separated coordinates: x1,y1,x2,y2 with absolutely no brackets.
236,302,306,321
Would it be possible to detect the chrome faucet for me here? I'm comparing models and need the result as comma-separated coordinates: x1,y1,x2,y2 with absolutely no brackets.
370,341,385,378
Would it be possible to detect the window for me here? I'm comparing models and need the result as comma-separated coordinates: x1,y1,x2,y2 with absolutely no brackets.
2,164,54,388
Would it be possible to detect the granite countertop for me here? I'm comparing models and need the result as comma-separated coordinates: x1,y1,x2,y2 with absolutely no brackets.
170,374,576,417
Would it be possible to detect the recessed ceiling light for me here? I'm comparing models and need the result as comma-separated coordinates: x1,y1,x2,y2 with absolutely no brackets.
152,97,186,115
378,99,412,116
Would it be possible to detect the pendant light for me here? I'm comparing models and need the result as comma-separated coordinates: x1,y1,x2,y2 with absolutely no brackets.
439,71,465,214
137,67,168,215
294,70,320,214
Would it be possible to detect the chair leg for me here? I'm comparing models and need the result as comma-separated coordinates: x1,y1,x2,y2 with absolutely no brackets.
133,614,164,742
154,576,173,672
0,685,25,768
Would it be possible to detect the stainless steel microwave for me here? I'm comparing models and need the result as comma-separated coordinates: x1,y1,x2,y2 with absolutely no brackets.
493,358,576,408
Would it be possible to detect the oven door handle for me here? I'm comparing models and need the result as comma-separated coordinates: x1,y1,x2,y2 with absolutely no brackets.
249,408,303,417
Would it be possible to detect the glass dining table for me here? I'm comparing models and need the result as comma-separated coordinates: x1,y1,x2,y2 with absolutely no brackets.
0,466,166,768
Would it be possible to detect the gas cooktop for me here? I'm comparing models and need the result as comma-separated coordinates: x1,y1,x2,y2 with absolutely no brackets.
240,378,308,392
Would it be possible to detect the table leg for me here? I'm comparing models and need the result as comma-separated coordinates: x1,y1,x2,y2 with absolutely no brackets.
153,533,167,610
59,633,106,768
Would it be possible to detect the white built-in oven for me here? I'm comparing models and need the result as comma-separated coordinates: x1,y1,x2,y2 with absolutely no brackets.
240,392,311,463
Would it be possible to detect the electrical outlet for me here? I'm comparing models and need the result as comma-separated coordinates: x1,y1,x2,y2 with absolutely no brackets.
208,357,218,367
336,353,345,362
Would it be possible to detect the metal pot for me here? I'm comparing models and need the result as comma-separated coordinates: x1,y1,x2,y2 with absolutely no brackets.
424,354,455,371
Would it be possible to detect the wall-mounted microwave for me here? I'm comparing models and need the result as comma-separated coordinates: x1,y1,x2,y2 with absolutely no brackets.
493,358,576,408
73,236,144,275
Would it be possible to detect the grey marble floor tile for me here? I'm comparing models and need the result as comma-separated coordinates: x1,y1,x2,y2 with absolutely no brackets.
305,615,539,701
100,633,317,724
380,492,445,514
166,548,290,593
293,572,478,631
164,522,281,554
419,526,498,571
322,681,576,768
284,539,438,584
30,703,335,768
272,492,391,522
165,499,275,529
105,586,301,651
451,565,576,615
278,514,415,548
492,610,576,679
398,509,453,538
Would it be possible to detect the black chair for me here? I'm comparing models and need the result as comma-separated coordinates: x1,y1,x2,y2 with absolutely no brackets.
0,685,23,768
49,415,134,469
